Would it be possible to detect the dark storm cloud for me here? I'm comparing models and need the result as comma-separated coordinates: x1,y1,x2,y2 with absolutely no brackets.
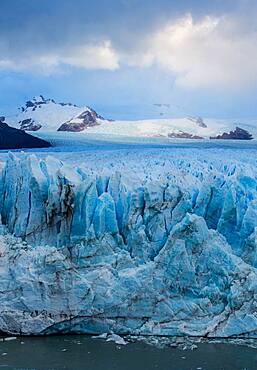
1,0,257,119
0,0,244,59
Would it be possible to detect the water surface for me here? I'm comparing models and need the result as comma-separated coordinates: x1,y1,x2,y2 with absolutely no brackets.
0,336,256,370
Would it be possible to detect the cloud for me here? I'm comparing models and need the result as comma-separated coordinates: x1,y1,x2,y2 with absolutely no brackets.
124,13,257,89
1,0,257,90
0,41,119,73
62,41,119,70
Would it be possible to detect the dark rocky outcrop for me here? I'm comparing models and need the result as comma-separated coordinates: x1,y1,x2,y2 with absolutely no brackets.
21,96,48,112
58,108,105,132
187,116,207,128
20,96,79,114
19,118,42,131
210,127,253,140
0,117,51,149
168,131,203,139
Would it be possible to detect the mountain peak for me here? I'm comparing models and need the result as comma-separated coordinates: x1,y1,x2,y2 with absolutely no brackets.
32,95,47,103
58,107,105,132
18,96,80,115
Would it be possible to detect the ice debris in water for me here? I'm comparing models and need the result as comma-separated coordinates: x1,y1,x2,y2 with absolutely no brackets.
92,333,108,339
106,334,127,345
93,333,127,345
4,337,17,341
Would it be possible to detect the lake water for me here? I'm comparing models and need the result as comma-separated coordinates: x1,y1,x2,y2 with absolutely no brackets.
0,336,256,370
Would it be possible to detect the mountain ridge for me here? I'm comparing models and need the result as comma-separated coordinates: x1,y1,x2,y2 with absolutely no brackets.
6,96,257,139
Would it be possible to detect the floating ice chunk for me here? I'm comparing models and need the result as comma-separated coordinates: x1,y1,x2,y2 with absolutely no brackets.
92,333,108,339
106,334,127,345
4,337,17,341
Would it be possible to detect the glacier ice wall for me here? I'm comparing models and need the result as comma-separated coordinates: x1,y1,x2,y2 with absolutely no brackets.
0,153,257,336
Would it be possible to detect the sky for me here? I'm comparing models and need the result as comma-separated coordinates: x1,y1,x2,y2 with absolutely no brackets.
1,0,257,120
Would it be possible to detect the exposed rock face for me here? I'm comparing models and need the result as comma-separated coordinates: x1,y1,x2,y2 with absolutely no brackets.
168,132,203,139
0,119,51,149
210,127,253,140
187,116,207,128
20,118,42,131
58,108,105,132
21,95,76,113
0,154,257,336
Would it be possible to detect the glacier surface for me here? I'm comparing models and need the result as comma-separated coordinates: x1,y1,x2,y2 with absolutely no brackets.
0,143,257,337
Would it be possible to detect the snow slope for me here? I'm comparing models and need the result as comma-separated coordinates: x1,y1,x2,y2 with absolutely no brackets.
0,142,257,337
82,117,257,139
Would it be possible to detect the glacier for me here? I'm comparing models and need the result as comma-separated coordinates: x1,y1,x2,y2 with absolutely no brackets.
0,147,257,337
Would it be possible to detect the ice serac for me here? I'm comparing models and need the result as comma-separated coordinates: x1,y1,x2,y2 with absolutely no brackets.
0,153,257,337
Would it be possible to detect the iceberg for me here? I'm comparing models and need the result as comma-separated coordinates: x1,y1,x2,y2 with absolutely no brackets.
0,152,256,337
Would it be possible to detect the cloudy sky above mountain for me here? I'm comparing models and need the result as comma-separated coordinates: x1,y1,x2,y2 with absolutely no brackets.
1,0,257,119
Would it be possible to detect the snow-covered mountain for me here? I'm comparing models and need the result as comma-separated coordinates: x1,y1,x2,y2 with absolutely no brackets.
7,96,257,138
82,117,257,139
9,96,107,132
